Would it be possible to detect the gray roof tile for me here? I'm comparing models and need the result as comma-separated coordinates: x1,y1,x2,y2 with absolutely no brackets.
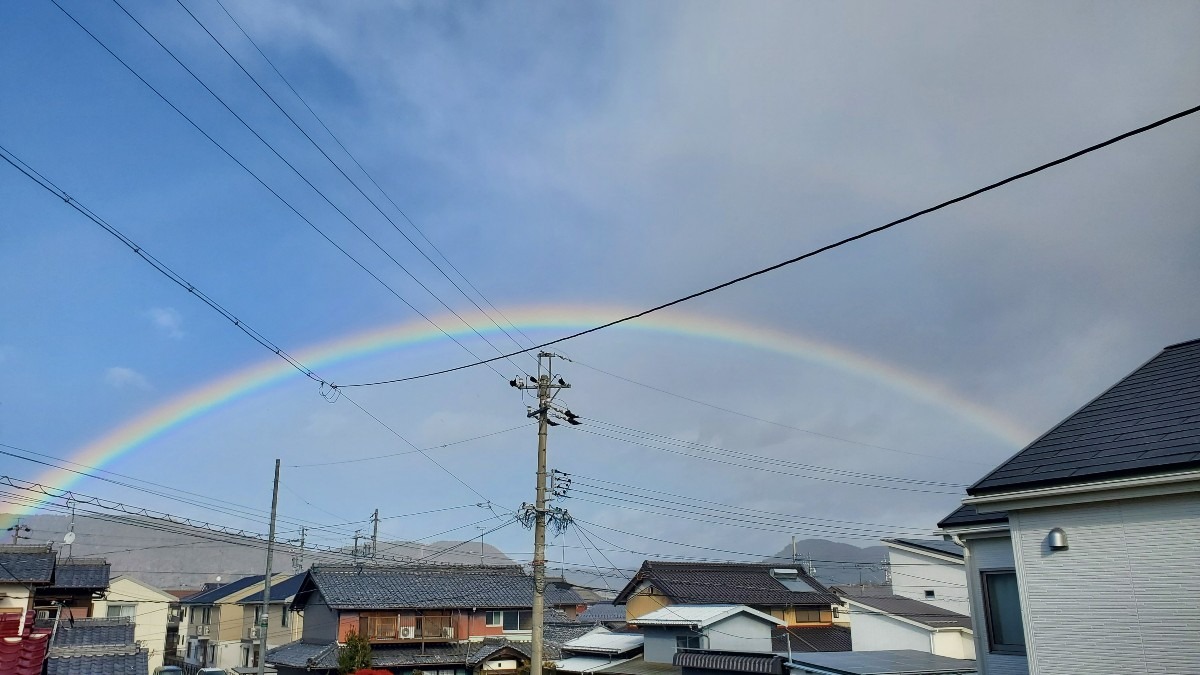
45,650,148,675
578,602,627,624
297,565,583,610
46,559,110,590
614,561,836,607
969,339,1200,495
51,617,136,647
0,545,56,583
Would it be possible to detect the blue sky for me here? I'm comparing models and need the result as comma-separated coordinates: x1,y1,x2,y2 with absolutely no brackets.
1,0,1199,578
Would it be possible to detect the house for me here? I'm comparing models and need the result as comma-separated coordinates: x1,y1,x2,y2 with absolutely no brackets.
555,626,644,674
178,573,292,671
268,564,589,675
35,557,112,618
0,544,57,631
92,575,178,674
835,588,973,660
613,562,844,654
234,573,307,671
878,540,966,614
44,615,150,675
938,337,1200,674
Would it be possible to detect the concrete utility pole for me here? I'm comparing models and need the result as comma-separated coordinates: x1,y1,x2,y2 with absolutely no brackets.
258,459,280,675
7,518,30,544
371,509,380,561
511,352,575,675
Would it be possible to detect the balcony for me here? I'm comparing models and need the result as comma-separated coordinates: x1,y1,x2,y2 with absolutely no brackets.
361,614,455,644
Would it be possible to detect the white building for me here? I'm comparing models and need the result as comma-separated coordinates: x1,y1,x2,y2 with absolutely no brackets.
880,539,968,614
940,337,1200,674
93,575,178,674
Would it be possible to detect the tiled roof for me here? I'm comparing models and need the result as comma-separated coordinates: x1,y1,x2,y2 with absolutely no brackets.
578,602,627,624
772,626,851,653
838,589,972,630
51,617,136,648
238,573,306,604
881,539,963,560
266,640,339,669
0,545,56,584
45,559,111,590
45,649,148,675
614,562,836,607
0,630,51,675
181,575,265,605
297,565,584,610
936,504,1008,530
969,338,1200,495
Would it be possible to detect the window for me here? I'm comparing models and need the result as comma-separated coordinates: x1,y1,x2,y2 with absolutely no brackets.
502,610,532,631
924,590,936,600
106,604,136,619
192,606,211,625
254,606,263,625
676,635,702,650
792,609,823,623
981,571,1025,654
364,614,399,640
485,611,503,627
281,609,290,628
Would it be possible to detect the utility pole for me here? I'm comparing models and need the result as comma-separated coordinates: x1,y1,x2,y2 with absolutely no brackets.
258,459,280,675
511,352,576,675
371,509,380,561
7,518,30,544
791,535,797,564
292,527,307,575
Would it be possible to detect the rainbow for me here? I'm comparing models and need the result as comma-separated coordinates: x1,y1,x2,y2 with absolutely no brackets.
6,305,1033,522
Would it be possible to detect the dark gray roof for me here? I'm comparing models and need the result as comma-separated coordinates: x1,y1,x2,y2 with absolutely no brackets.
614,562,836,607
675,650,784,675
787,649,976,674
266,640,338,669
45,559,111,590
882,539,963,559
52,617,136,647
45,649,148,675
238,573,305,604
597,655,682,675
837,589,972,630
0,546,56,584
296,565,584,610
578,602,627,624
182,575,264,605
772,626,852,653
969,338,1200,495
936,504,1008,530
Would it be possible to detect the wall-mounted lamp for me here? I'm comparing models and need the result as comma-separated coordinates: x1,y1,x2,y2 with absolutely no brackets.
1048,527,1069,551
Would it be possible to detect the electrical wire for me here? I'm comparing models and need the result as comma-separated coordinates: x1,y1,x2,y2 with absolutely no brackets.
337,102,1200,387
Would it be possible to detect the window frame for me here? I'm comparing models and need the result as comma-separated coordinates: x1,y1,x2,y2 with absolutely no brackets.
105,603,137,619
485,610,503,627
675,634,702,650
980,569,1026,655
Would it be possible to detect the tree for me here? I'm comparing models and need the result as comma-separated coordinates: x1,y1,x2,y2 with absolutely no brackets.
338,630,373,674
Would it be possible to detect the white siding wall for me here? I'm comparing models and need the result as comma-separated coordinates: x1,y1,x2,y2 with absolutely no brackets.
888,548,969,613
964,535,1028,675
930,630,976,660
1010,492,1200,675
847,609,929,652
705,614,774,654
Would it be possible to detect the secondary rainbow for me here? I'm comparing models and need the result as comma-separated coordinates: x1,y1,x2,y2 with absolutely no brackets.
7,305,1034,522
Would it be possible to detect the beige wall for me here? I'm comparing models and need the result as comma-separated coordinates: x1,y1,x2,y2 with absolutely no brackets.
625,584,672,621
93,576,176,675
0,583,32,616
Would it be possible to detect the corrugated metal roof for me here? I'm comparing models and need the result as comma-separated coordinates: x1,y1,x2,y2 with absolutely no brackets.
635,604,783,628
596,655,681,675
615,562,835,607
564,627,644,655
674,650,783,675
969,338,1200,495
558,655,636,673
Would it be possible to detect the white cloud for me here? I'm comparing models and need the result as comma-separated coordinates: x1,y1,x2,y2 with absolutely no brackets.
105,367,152,391
145,307,184,339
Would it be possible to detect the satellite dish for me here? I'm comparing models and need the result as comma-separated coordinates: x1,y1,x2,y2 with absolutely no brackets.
63,532,76,545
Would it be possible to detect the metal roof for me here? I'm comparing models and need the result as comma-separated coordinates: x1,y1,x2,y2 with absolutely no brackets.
674,650,784,675
788,649,976,675
881,539,963,560
936,504,1008,530
838,590,972,630
564,627,644,655
614,562,836,607
635,604,783,628
295,564,584,610
596,655,682,675
0,546,56,584
181,575,265,605
238,573,306,604
558,656,637,673
968,338,1200,495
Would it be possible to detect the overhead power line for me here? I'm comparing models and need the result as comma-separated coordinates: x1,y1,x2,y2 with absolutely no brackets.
337,102,1200,387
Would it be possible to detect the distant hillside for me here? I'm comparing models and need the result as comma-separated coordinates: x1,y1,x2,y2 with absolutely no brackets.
4,513,515,590
763,539,888,587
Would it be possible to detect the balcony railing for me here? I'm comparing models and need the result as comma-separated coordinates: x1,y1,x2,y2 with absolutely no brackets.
363,615,455,643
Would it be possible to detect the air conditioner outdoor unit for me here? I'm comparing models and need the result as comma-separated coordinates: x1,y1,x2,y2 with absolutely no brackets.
441,626,454,638
35,610,51,620
198,625,210,637
399,627,415,639
249,627,262,639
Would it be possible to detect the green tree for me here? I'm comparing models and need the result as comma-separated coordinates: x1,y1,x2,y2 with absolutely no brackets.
338,630,373,674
